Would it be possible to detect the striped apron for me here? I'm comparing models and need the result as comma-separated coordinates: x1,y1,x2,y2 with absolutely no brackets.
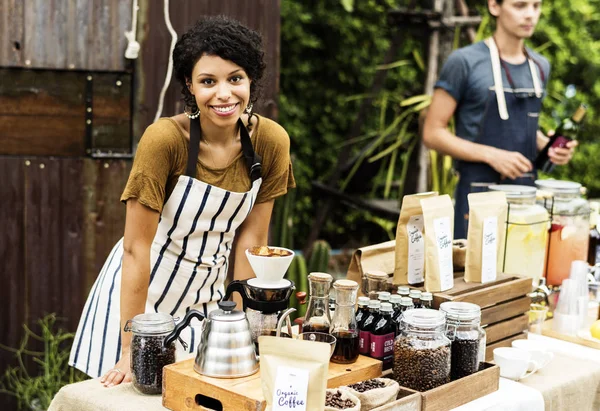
69,118,263,378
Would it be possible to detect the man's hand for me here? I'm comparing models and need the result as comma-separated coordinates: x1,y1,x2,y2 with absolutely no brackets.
549,140,578,166
485,147,533,180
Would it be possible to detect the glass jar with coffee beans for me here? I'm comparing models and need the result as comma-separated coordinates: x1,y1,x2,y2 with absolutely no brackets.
393,309,450,391
124,313,177,394
440,302,486,380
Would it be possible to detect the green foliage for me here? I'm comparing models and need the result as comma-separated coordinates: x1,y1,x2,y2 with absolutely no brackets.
280,0,424,248
0,314,87,410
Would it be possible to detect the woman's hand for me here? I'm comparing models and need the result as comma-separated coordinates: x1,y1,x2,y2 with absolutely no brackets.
549,140,578,165
100,351,132,387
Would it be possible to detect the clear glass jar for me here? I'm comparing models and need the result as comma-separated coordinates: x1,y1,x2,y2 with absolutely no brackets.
393,309,451,391
330,280,360,364
420,292,433,309
439,302,486,380
302,272,333,333
489,185,549,287
536,180,590,286
365,270,388,300
124,313,176,395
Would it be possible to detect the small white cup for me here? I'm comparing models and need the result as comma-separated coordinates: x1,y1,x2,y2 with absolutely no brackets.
493,347,540,381
511,339,554,370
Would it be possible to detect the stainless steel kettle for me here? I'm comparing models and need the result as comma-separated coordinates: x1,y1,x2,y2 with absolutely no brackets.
163,301,258,378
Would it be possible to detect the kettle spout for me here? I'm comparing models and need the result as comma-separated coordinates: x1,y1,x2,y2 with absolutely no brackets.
276,308,297,338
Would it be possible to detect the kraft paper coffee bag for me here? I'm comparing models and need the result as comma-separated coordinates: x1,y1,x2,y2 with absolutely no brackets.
465,191,508,283
421,195,454,292
394,192,438,285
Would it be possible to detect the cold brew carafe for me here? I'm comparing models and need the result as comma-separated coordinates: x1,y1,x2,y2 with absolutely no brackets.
330,279,360,364
302,272,333,333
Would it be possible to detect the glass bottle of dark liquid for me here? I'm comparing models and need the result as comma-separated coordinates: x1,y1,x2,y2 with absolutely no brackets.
409,290,422,309
359,300,380,356
589,202,600,267
330,279,360,364
302,272,333,333
393,297,414,335
355,296,370,329
535,104,587,174
420,292,433,309
389,294,402,319
370,302,395,370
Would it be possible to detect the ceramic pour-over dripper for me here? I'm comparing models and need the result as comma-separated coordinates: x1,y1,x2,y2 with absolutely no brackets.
245,246,294,286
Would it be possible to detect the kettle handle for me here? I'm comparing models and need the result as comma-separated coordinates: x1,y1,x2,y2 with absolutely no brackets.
163,309,205,348
223,280,248,311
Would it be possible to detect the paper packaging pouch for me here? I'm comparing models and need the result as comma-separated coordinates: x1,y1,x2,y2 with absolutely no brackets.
259,336,330,411
421,194,454,292
394,191,438,285
465,191,508,283
347,240,396,296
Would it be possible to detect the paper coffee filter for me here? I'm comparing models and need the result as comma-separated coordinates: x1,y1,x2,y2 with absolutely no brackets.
245,247,294,284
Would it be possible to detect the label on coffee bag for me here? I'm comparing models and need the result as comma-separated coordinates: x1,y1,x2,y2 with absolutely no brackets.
481,216,498,283
407,215,425,284
433,217,454,291
272,366,309,411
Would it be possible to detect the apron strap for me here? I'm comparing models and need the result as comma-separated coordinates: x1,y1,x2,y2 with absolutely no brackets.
489,38,510,121
186,117,262,182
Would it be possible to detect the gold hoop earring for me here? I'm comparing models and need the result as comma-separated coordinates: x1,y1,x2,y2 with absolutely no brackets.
184,105,200,119
244,103,253,115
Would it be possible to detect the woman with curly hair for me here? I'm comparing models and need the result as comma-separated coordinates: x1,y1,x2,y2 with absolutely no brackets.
69,15,295,387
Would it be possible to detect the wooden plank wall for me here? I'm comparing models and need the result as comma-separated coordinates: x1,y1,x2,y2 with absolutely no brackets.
135,0,281,139
0,157,131,409
0,0,132,71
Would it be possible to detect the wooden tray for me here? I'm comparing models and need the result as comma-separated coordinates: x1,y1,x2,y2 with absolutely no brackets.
541,318,600,350
430,274,531,361
372,388,422,411
162,355,382,411
380,363,499,411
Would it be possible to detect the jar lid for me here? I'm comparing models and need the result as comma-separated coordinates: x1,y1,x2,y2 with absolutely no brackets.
402,308,446,328
366,270,388,280
130,313,175,334
397,286,410,294
535,179,581,195
389,294,402,304
308,272,333,282
208,301,246,322
488,184,536,199
368,300,381,308
380,302,393,312
421,292,433,301
378,291,391,300
358,296,370,304
439,301,481,321
334,279,358,290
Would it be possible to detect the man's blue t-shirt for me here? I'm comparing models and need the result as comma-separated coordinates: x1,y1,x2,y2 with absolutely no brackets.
434,41,551,145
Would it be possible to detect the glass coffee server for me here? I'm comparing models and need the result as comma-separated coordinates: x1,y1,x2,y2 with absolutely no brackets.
302,272,333,333
330,279,360,364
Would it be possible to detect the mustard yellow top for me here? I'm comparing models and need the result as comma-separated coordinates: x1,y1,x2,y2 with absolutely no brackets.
121,115,295,213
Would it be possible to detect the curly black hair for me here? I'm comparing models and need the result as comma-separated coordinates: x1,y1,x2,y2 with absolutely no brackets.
173,15,266,114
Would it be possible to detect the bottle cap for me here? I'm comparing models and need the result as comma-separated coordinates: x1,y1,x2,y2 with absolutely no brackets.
368,300,381,309
380,302,393,312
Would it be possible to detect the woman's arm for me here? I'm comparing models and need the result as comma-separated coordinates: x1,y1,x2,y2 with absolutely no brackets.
233,200,275,281
101,199,159,387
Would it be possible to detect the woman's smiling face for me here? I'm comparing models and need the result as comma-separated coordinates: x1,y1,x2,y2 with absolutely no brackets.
188,54,251,128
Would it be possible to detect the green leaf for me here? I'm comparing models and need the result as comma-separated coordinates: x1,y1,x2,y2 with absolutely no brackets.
340,0,354,12
400,94,431,107
376,60,411,70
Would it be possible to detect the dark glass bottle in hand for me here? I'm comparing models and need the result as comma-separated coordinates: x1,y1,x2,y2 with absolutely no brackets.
535,104,586,174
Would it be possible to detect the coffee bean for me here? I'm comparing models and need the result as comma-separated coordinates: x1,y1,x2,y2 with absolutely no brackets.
347,378,385,392
131,334,176,395
393,336,450,391
450,338,480,380
325,390,356,409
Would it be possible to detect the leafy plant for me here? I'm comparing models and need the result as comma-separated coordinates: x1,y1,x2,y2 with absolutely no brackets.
0,314,87,410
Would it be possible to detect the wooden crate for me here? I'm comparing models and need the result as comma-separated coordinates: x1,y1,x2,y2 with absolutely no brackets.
380,363,499,411
431,274,532,361
372,388,422,411
162,355,382,411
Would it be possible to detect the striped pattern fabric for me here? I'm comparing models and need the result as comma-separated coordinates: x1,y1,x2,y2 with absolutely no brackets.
69,175,261,378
